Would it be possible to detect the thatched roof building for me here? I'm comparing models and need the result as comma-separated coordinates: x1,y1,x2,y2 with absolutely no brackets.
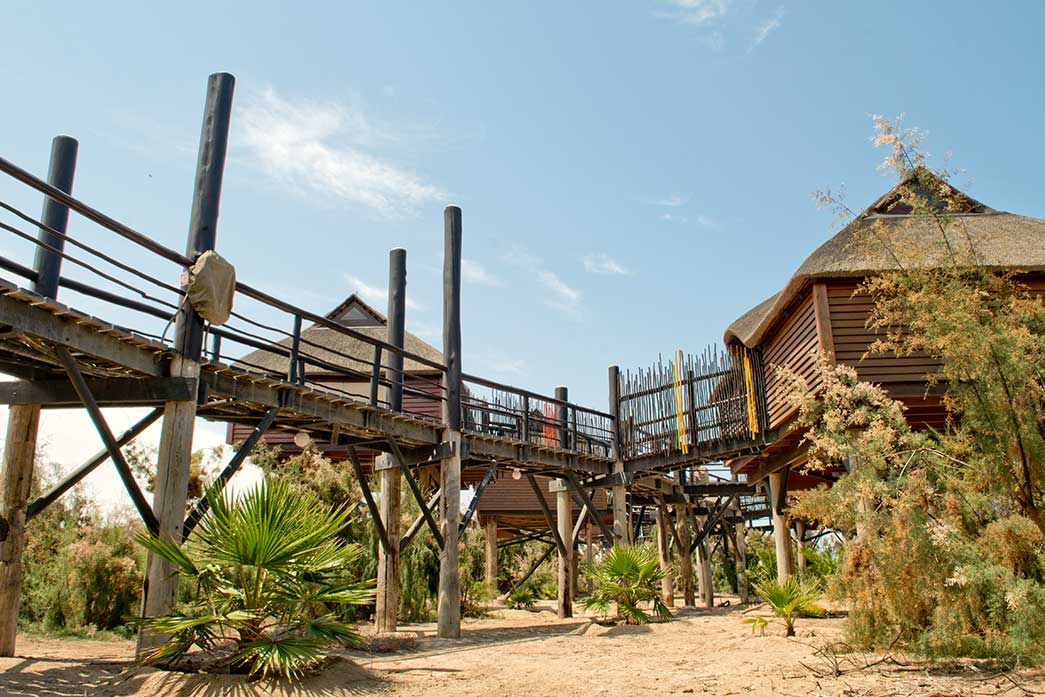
725,169,1045,347
235,294,443,378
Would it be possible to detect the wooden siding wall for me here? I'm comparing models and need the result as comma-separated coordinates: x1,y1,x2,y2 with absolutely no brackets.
763,293,819,429
827,281,943,384
477,472,608,515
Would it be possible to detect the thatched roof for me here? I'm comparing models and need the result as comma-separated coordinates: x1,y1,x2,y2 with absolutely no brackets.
235,294,443,377
724,170,1045,347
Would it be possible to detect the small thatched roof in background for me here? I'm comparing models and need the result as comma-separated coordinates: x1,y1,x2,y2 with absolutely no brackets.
724,170,1045,347
235,294,443,377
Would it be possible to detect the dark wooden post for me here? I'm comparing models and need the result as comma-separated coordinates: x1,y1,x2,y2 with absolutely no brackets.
554,386,573,618
376,248,407,634
139,72,234,657
608,366,629,544
731,484,749,603
0,136,77,656
437,206,463,638
795,519,807,575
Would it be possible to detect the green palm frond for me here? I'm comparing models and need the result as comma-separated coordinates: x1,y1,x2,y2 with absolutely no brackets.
581,544,671,625
136,479,373,680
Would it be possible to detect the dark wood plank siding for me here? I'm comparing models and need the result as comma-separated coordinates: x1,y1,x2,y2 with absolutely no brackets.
763,292,819,429
477,472,608,516
402,374,443,421
826,281,943,384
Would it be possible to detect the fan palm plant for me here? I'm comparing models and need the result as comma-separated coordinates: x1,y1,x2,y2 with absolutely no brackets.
580,544,672,624
752,577,823,637
137,479,375,679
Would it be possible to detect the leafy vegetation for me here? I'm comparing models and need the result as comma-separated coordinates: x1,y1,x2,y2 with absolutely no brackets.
137,479,374,679
783,115,1045,663
581,544,671,624
751,578,824,637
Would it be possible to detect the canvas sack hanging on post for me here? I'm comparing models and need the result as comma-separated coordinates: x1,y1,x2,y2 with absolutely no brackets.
181,250,235,325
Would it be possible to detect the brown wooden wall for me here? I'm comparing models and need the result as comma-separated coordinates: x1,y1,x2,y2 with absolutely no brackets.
477,472,608,516
762,292,820,429
826,280,943,385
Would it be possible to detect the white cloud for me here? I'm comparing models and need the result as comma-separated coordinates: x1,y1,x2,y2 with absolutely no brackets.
537,270,580,313
238,88,444,216
462,258,504,287
652,194,687,207
344,273,421,311
657,0,731,26
660,212,689,223
583,253,633,276
751,7,784,48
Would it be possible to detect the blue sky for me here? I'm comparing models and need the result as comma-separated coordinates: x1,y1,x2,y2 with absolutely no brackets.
1,2,1044,500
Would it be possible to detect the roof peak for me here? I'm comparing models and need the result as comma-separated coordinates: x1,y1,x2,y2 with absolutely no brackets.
863,167,993,217
325,293,387,327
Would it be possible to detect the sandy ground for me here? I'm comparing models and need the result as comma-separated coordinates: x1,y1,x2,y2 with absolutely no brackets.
1,597,1042,697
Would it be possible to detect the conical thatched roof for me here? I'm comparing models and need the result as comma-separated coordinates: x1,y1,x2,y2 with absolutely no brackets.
235,294,443,377
725,170,1045,347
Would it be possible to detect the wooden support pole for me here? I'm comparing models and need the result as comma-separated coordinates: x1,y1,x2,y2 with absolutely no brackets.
0,135,77,657
677,505,696,607
556,485,573,618
696,515,714,608
0,405,40,656
437,205,463,639
767,471,794,582
376,250,408,634
607,366,630,545
732,495,749,603
584,525,594,593
140,73,234,658
795,519,807,575
484,516,498,593
655,501,674,608
375,454,401,634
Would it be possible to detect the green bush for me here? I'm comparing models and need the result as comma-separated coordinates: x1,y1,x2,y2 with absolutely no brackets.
581,544,671,624
138,479,374,680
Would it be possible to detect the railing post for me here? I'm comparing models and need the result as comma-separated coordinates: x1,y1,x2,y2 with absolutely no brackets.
387,248,407,413
140,72,234,658
554,386,568,449
438,205,463,639
0,135,77,657
521,395,530,443
686,368,697,447
287,315,302,384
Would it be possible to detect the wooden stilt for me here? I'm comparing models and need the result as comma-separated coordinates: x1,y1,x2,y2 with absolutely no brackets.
375,454,402,633
584,525,594,593
696,517,714,608
484,516,498,593
655,501,674,607
768,471,794,582
556,485,573,618
437,431,462,638
795,519,807,576
676,504,695,607
0,404,40,656
733,501,749,603
437,205,462,639
0,135,76,657
139,356,199,656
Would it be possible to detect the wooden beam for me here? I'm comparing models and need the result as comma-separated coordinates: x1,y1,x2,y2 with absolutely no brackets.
458,460,497,539
526,474,567,557
347,447,392,556
391,440,443,549
53,347,158,533
27,408,163,520
812,282,835,365
683,482,755,497
563,470,615,545
400,488,441,552
182,407,279,540
0,290,164,377
0,377,195,408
